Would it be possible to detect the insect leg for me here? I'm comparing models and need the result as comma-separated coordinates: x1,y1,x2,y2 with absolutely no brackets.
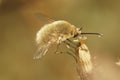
54,43,60,54
66,51,78,62
64,39,77,49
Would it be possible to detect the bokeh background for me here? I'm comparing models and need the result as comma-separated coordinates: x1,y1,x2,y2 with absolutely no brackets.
0,0,120,80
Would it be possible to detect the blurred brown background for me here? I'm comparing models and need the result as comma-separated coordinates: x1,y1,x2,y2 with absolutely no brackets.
0,0,120,80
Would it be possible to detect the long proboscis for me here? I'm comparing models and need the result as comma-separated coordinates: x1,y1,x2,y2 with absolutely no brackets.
81,32,103,37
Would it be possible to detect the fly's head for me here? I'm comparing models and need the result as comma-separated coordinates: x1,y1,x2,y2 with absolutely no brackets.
73,27,82,38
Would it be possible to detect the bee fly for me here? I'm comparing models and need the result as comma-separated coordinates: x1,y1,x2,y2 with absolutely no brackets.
34,19,102,59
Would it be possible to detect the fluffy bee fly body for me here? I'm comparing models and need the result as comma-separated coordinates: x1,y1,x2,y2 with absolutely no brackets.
34,20,81,59
34,20,102,59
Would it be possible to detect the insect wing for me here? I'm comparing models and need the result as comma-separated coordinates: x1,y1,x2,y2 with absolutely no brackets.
29,13,54,59
32,13,55,27
35,13,54,23
33,41,53,59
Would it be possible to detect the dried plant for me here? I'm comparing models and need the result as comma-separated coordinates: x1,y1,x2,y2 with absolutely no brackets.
65,37,93,80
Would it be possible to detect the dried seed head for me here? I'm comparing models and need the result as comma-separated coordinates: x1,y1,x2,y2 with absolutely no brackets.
76,37,93,74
